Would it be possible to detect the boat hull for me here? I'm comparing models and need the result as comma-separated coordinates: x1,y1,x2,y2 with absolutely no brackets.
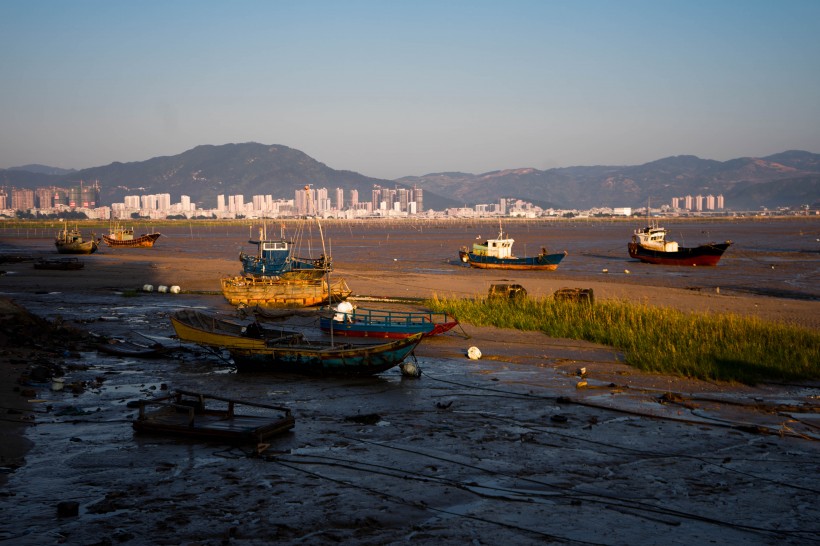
221,276,352,308
170,309,303,350
56,241,98,254
459,250,567,270
628,241,732,266
102,233,161,248
229,333,424,376
34,257,84,270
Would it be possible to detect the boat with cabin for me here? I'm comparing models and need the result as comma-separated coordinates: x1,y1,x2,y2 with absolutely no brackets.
55,225,98,254
459,224,567,270
102,225,161,248
628,221,732,266
239,224,331,280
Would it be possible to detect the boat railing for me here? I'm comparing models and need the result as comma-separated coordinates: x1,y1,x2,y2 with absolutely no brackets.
350,308,444,326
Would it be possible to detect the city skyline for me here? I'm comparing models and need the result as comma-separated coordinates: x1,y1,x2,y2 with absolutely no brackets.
2,181,729,219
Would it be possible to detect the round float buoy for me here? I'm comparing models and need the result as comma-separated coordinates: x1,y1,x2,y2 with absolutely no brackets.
157,285,168,293
467,346,482,360
400,361,421,377
170,285,181,294
142,284,154,292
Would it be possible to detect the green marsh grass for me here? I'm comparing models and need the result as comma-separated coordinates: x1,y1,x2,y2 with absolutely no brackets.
427,295,820,385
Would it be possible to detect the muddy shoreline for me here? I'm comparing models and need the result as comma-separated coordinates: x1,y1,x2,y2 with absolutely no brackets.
1,219,819,545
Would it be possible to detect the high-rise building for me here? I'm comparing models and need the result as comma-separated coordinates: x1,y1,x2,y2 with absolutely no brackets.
335,188,344,210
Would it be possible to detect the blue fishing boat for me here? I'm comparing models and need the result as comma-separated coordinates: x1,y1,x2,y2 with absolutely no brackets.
228,332,424,376
319,302,459,339
458,225,567,270
239,225,331,279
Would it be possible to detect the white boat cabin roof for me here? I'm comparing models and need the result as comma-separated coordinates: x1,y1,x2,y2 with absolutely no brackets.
476,235,515,258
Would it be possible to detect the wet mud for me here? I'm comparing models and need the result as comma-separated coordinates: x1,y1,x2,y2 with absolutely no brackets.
0,218,818,545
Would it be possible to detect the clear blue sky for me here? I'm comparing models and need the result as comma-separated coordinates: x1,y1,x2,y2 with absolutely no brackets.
2,0,819,179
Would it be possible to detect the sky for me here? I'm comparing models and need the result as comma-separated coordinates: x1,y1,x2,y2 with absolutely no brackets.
1,0,819,180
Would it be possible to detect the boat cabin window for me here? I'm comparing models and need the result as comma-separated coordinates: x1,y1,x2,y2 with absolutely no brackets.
263,242,288,251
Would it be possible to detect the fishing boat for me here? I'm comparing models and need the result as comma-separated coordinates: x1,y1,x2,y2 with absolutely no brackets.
240,225,331,280
628,221,732,266
33,257,84,270
132,389,295,446
221,275,352,308
459,225,567,270
319,302,459,338
228,332,424,375
102,225,161,248
170,308,305,350
55,225,98,254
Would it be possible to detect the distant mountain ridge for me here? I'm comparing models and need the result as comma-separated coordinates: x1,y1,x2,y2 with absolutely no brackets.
398,150,820,210
2,144,818,210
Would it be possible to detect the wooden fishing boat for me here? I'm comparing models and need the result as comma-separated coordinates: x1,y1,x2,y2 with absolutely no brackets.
459,225,567,270
221,275,352,308
132,389,295,446
170,308,305,350
102,225,161,248
228,332,424,376
55,225,98,254
319,302,459,338
240,225,331,280
33,257,84,270
628,222,732,266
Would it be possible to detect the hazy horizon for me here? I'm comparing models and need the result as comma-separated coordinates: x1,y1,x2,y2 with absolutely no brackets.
2,1,819,179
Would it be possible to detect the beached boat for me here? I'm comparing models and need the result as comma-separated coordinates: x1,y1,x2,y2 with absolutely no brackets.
229,332,424,375
132,389,295,446
55,225,98,255
33,257,84,270
96,337,170,358
102,225,161,248
459,225,567,270
221,275,352,308
628,222,732,266
170,308,304,350
240,225,331,280
319,302,459,338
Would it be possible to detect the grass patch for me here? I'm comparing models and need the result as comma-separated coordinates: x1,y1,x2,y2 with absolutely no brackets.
427,295,820,385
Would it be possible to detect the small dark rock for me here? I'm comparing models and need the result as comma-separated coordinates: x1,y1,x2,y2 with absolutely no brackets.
57,500,79,517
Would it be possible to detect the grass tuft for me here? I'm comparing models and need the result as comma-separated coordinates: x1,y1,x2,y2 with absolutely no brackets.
427,295,820,385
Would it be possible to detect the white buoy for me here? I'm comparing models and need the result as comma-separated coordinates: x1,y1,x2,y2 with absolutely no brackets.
157,285,168,293
142,284,154,292
169,285,181,294
602,268,608,273
623,269,630,274
467,346,482,360
400,361,421,377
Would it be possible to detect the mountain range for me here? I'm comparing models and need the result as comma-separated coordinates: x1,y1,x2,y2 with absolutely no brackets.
2,143,818,211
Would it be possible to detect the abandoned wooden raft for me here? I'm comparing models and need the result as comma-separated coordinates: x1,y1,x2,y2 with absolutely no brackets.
132,389,295,445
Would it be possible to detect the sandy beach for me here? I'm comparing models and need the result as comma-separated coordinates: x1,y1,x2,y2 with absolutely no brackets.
1,218,818,545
